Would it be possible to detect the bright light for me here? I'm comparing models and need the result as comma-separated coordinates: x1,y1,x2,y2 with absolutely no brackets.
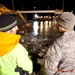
45,21,48,25
33,21,39,35
34,14,38,18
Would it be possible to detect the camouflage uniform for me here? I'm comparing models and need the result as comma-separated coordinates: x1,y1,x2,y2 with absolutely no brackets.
45,30,75,75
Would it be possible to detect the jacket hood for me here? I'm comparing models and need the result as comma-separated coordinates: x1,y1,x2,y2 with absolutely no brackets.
0,32,21,57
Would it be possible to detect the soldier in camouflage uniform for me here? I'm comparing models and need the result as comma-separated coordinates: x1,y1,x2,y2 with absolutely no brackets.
45,12,75,75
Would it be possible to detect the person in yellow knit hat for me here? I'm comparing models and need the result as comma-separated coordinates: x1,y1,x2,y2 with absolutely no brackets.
0,14,33,75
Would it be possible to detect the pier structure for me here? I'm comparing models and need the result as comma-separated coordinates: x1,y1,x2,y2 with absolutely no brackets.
0,4,63,24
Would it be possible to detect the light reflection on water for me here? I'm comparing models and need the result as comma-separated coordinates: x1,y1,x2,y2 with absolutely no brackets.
33,20,51,36
19,20,53,53
33,21,39,36
40,21,43,35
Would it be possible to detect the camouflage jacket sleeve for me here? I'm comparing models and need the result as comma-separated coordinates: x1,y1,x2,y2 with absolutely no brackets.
45,41,62,75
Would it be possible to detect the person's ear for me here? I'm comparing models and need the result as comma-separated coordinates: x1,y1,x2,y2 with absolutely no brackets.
6,30,11,33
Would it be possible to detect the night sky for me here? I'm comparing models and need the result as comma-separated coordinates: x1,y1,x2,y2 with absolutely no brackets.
0,0,75,19
0,0,75,12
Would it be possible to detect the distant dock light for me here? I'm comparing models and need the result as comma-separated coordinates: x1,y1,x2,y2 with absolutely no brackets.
34,14,39,18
